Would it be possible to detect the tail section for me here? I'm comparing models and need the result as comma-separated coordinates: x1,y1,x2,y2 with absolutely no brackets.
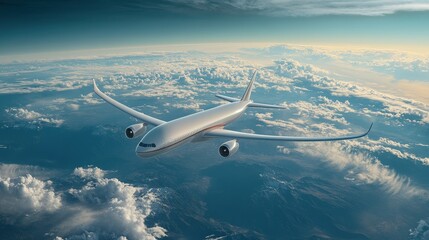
215,70,285,109
241,71,257,101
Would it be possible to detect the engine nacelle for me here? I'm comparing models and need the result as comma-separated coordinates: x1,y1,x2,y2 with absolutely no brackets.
125,123,147,139
219,139,239,157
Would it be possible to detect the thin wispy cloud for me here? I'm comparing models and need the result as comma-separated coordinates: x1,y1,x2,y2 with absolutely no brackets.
173,0,429,16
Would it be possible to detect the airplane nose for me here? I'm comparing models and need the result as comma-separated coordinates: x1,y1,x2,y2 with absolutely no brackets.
135,143,155,158
135,146,148,158
135,145,144,153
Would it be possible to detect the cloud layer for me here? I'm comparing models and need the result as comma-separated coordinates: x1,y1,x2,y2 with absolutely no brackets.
0,173,62,214
0,165,167,240
173,0,429,16
5,107,64,127
66,168,167,240
2,44,428,238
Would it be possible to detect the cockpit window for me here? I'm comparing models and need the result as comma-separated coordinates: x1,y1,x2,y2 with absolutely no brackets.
139,142,156,148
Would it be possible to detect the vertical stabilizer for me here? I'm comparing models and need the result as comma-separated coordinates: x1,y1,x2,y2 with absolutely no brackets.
241,71,257,101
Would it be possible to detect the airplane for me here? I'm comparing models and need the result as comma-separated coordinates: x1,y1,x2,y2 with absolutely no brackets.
93,71,372,158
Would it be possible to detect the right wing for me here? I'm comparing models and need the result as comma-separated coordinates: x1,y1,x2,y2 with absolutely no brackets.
93,80,165,126
205,123,372,142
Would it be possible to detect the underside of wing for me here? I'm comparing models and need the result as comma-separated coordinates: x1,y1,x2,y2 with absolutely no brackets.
204,123,373,142
93,80,165,126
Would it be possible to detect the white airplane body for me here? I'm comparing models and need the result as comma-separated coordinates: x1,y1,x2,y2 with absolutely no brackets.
93,71,372,158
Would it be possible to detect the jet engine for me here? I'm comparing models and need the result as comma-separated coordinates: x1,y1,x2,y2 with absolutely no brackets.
219,139,239,157
125,123,147,139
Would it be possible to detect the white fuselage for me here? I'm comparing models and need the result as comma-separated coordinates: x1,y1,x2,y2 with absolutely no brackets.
136,101,249,157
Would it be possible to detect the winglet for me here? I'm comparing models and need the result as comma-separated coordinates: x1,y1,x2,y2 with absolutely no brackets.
365,122,373,136
241,70,257,101
91,79,165,126
93,79,98,91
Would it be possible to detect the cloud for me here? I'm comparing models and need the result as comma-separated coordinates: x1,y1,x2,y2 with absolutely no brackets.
252,55,429,195
67,103,80,111
3,45,429,239
0,163,55,179
73,166,106,180
0,173,62,214
6,107,64,127
409,218,429,240
0,77,89,95
346,137,429,165
256,44,429,103
0,164,167,240
276,145,291,154
62,167,167,240
314,76,429,124
293,141,426,197
163,102,203,111
6,108,42,120
270,57,429,125
80,93,103,105
284,99,351,125
172,0,429,16
255,109,427,197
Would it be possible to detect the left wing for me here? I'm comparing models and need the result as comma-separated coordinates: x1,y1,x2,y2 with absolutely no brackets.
204,123,372,142
93,80,165,126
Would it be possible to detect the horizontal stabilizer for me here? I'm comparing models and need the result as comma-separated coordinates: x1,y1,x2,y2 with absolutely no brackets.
216,94,285,109
215,94,240,102
248,102,286,109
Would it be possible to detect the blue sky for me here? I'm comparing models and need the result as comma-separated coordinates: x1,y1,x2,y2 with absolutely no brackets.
1,0,429,56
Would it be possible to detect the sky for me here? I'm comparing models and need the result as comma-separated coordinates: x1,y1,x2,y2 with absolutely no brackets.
1,0,429,57
1,2,429,238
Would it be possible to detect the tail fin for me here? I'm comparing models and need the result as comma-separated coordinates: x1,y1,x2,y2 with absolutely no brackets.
241,70,257,101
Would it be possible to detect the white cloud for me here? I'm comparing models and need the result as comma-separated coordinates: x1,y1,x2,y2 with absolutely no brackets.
241,128,256,134
174,0,429,16
284,100,350,125
293,142,426,197
62,167,167,240
255,112,273,120
271,58,429,125
68,103,80,111
39,117,65,126
0,174,62,214
0,163,54,179
255,108,427,197
0,164,167,240
73,166,106,180
123,83,197,99
6,107,64,127
0,77,89,95
165,102,203,111
276,145,291,154
81,93,103,105
346,138,429,165
6,108,42,120
255,113,308,134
